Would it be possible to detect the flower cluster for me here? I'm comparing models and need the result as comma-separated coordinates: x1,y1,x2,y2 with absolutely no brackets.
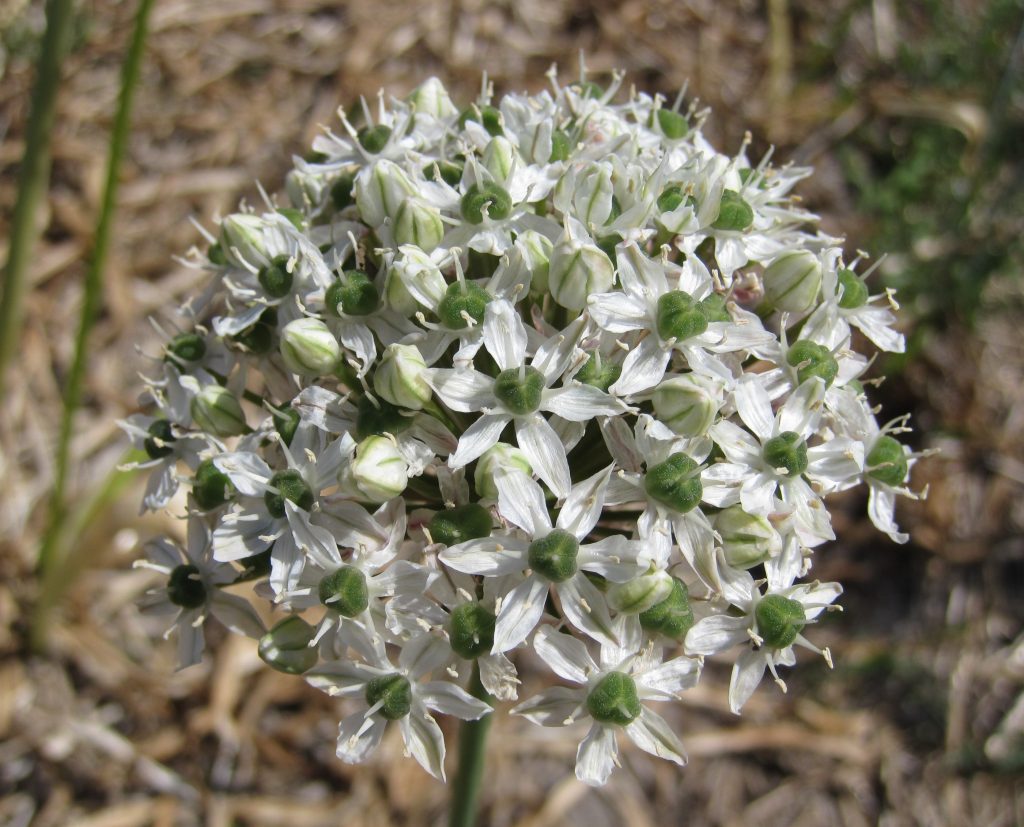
124,68,921,785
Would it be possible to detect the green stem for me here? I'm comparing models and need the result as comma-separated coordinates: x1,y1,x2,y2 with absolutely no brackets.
34,0,155,650
0,0,76,399
448,663,493,827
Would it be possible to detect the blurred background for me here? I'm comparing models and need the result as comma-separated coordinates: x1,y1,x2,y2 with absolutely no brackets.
1,0,1023,824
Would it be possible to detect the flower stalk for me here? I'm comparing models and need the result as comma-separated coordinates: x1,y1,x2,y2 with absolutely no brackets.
449,664,493,827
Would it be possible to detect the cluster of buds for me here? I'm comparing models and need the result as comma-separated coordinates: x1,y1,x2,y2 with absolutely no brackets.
124,68,921,785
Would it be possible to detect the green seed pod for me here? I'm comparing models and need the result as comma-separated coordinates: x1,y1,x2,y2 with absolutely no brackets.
786,340,839,388
644,453,703,513
438,282,491,330
575,354,621,392
355,395,411,440
264,469,315,519
763,251,822,315
448,602,496,659
656,108,688,140
318,566,370,617
714,505,781,569
549,128,572,162
711,190,754,231
258,616,318,675
144,419,176,460
207,242,227,266
638,577,694,640
762,431,809,478
755,594,806,649
652,373,723,437
528,528,579,583
279,318,341,376
424,159,464,186
656,290,709,342
428,503,493,547
837,268,869,309
167,332,207,363
271,405,300,446
586,671,642,726
330,172,356,211
168,564,206,609
357,124,392,154
607,570,674,614
474,443,531,501
866,435,909,487
458,104,503,136
238,547,273,579
493,366,545,416
460,182,513,225
365,673,413,720
394,198,444,252
192,458,235,511
657,184,685,213
258,255,294,298
330,270,380,317
700,293,731,323
191,385,248,437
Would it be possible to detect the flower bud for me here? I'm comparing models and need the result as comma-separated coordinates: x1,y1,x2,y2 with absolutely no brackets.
393,197,444,252
474,443,531,500
762,431,808,478
586,672,641,726
190,385,247,437
448,602,496,659
548,221,615,311
409,77,457,119
644,453,703,513
355,159,416,227
638,577,694,640
607,570,674,614
429,503,493,546
755,594,806,649
517,230,553,293
383,265,419,317
348,435,409,502
482,136,517,182
219,213,266,269
714,505,782,569
285,169,325,214
763,251,822,314
279,318,341,376
652,373,723,437
374,343,431,410
258,616,318,675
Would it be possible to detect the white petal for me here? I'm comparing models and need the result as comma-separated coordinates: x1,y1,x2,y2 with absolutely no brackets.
142,463,178,511
684,614,749,656
400,708,447,781
729,649,768,714
867,484,908,544
733,377,775,440
316,498,388,552
587,291,649,333
492,575,548,654
625,707,687,766
558,575,617,647
450,413,509,469
636,657,702,700
533,626,598,684
511,685,585,726
515,414,571,499
483,299,528,371
557,464,612,538
209,591,265,638
853,305,905,353
285,501,340,570
609,337,670,396
399,632,451,679
577,536,642,583
211,509,276,562
439,535,529,576
213,452,273,496
306,660,380,696
479,652,520,701
575,723,618,786
777,377,825,436
495,468,552,536
336,712,387,764
425,368,496,413
419,681,493,720
543,385,627,421
175,613,204,669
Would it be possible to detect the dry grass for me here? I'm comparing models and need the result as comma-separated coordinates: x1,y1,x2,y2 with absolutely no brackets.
1,0,1022,824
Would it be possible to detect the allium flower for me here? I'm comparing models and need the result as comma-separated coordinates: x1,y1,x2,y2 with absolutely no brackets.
124,68,924,791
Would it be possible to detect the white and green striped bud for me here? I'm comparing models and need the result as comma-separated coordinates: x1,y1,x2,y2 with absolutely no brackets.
607,570,674,614
280,318,341,377
714,505,782,569
346,435,409,502
258,616,318,675
393,197,444,252
374,343,431,410
763,251,822,315
652,373,723,437
474,443,531,501
190,385,247,437
219,213,266,270
355,159,417,228
517,230,553,293
408,76,457,119
548,219,615,311
482,136,518,183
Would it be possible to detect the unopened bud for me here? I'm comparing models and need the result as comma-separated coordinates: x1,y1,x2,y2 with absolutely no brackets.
279,318,341,376
374,344,431,410
409,77,457,119
652,373,723,437
219,213,266,270
393,197,444,252
474,443,531,500
517,230,553,293
190,385,247,437
763,251,822,314
608,570,674,614
715,505,782,569
482,136,517,182
355,159,416,227
549,220,615,311
347,435,409,502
